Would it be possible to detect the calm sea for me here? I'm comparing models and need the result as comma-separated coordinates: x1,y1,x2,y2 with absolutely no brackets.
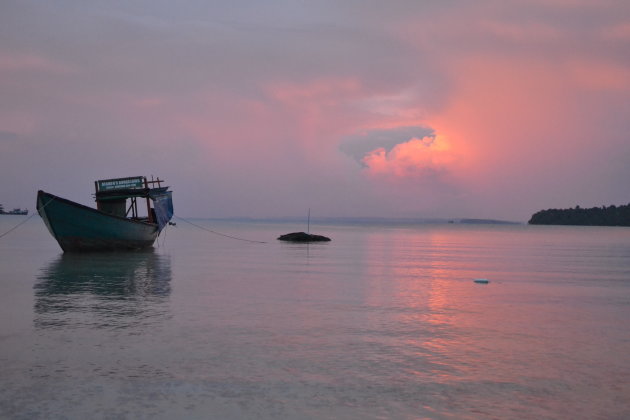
1,216,629,419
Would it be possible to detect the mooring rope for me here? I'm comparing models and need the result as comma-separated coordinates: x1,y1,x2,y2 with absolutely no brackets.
0,198,54,240
173,215,267,244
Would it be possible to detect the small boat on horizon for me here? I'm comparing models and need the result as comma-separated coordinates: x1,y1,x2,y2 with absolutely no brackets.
37,176,173,252
0,204,28,215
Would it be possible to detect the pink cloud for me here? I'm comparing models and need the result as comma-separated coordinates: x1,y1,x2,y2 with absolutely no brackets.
265,78,362,105
568,60,630,91
601,22,630,40
0,52,75,74
362,135,455,180
478,20,563,43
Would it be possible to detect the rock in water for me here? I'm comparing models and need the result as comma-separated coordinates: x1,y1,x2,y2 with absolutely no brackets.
277,232,331,242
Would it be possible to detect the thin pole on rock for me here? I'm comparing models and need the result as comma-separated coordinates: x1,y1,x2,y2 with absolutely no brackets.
307,208,311,234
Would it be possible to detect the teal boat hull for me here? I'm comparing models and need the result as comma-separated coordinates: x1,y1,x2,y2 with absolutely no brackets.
37,190,159,252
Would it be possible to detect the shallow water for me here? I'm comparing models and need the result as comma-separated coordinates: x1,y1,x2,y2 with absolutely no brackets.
1,216,629,419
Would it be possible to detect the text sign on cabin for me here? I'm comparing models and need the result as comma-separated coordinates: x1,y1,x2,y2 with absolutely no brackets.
97,177,144,191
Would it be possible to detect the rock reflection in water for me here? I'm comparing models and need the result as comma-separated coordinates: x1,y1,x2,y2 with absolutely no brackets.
34,250,171,330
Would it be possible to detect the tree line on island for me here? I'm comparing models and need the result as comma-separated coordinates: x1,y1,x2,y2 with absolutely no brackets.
528,203,630,226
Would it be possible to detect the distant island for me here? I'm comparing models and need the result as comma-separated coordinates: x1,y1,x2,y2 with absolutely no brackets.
459,218,521,225
528,204,630,226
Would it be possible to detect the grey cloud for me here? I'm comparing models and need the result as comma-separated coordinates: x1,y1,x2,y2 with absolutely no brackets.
0,131,19,143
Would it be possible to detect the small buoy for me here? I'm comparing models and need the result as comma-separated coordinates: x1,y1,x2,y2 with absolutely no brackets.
474,279,489,284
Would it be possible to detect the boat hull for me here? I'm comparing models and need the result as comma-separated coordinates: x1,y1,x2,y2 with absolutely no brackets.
37,190,159,252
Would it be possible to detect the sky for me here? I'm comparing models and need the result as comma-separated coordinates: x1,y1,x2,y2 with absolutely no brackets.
1,0,629,221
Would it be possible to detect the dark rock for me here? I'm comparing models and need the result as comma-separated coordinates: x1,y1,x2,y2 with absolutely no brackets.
277,232,331,242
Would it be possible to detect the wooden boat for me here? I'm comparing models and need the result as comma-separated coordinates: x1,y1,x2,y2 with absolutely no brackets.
37,176,173,252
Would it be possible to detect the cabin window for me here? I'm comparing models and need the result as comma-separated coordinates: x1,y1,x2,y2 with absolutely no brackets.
97,199,126,217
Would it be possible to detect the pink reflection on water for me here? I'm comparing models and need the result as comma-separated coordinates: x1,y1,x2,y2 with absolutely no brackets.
360,226,556,385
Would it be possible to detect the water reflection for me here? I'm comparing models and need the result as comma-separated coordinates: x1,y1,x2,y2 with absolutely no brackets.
360,228,488,383
34,250,171,330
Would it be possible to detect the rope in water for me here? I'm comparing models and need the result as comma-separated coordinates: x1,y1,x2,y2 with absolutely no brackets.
173,215,267,244
0,198,54,240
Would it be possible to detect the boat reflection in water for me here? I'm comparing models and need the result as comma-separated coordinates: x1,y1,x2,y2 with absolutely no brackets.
34,250,171,330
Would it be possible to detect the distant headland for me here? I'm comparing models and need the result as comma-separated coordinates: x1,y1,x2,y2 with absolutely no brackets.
528,204,630,226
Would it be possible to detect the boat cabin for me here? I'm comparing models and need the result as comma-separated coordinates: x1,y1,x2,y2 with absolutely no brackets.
94,176,171,225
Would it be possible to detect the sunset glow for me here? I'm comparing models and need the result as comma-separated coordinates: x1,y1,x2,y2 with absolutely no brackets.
1,1,628,219
362,135,455,180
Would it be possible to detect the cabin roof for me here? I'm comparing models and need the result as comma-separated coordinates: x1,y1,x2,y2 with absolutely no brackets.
94,176,169,201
